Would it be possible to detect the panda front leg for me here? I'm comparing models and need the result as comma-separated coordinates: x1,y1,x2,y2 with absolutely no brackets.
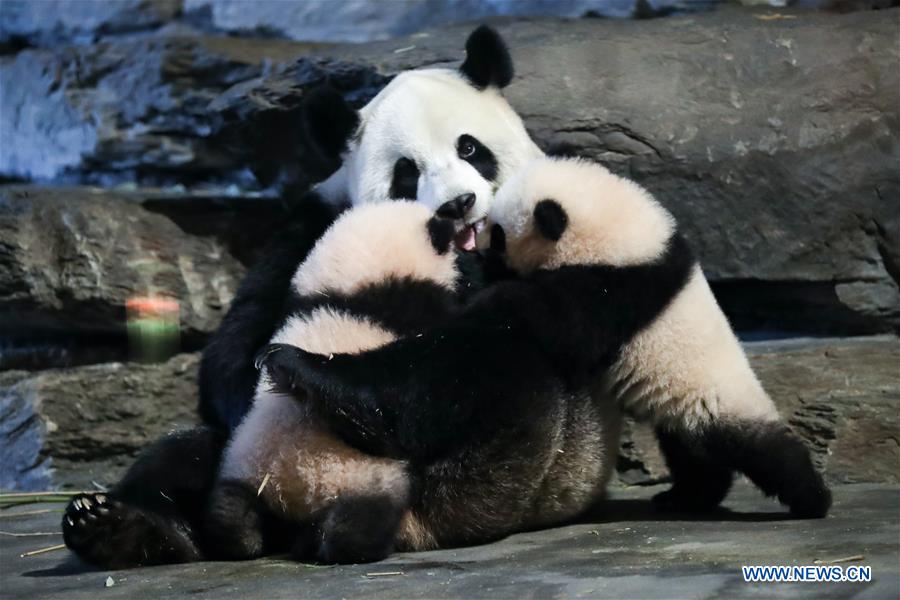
654,419,831,518
256,332,499,462
652,425,735,513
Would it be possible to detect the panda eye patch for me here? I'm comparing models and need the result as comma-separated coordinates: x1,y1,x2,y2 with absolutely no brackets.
389,157,420,200
457,134,498,182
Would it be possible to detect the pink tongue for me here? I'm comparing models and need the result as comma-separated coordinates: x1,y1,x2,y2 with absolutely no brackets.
454,226,477,251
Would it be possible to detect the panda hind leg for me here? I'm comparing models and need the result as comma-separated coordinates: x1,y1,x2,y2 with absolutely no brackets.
653,420,831,519
718,420,831,518
652,425,734,513
62,426,224,568
203,479,268,560
316,494,407,564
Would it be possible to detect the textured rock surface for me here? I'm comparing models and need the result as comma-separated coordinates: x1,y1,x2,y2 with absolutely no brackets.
0,186,290,361
1,482,897,599
0,35,321,186
618,336,900,486
0,353,200,491
2,337,896,491
182,0,641,43
0,0,182,49
3,9,897,333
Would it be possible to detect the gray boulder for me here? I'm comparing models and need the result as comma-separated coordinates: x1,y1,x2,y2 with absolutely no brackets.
0,353,200,491
0,0,181,48
0,186,287,362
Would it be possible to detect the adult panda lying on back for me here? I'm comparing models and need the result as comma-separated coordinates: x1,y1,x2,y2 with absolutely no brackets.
263,157,832,521
62,25,545,569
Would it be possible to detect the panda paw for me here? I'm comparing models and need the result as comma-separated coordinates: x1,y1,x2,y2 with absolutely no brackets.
256,343,322,396
62,493,200,568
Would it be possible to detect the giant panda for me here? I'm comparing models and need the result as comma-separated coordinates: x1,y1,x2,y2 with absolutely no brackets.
262,156,832,521
205,201,466,564
62,25,545,569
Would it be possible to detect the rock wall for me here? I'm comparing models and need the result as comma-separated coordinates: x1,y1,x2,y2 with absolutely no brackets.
3,9,897,336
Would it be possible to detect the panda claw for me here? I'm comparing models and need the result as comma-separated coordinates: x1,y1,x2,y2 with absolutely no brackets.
254,344,285,371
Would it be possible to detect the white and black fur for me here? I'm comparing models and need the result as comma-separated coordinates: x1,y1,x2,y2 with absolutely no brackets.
205,202,466,563
265,157,831,522
63,25,544,568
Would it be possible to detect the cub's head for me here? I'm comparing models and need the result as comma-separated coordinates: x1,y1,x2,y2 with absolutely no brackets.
292,202,461,297
306,25,543,250
481,157,676,274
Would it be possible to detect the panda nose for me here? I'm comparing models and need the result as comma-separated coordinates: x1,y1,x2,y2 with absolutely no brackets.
436,193,476,219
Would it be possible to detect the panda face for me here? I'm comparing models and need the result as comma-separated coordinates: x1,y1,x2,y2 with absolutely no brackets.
482,157,676,273
328,69,541,249
312,26,544,251
292,202,461,298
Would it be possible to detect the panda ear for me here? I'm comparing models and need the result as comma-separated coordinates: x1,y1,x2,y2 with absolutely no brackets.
459,25,514,90
533,199,568,242
300,85,360,168
427,217,456,255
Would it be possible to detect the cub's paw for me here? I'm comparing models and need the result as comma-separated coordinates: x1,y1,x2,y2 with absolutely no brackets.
255,343,322,396
783,478,832,519
62,493,199,568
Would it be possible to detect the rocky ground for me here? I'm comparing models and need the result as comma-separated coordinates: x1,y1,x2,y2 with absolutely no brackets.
1,482,897,599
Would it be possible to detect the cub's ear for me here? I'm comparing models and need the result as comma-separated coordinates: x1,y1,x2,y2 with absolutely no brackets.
427,217,456,255
300,85,360,168
460,25,514,90
533,199,568,241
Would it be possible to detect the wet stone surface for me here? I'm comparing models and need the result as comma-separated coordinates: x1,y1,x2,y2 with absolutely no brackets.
1,482,897,599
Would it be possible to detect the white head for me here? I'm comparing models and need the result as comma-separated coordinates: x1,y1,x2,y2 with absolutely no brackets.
308,26,543,250
481,157,677,273
292,201,460,297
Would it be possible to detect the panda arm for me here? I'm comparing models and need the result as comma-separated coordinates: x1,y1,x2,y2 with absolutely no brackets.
198,192,338,431
260,319,529,462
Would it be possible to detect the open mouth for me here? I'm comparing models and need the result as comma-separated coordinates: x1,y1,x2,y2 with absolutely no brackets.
454,218,487,252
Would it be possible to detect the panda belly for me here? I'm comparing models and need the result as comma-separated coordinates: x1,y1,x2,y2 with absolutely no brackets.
220,308,409,522
604,266,779,429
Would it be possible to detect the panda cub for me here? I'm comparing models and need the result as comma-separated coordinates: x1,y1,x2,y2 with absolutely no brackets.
265,157,831,520
206,201,464,564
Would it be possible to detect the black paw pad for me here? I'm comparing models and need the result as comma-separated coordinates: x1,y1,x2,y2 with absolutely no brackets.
62,493,122,562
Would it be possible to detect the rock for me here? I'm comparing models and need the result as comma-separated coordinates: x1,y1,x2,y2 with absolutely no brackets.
182,0,642,44
0,0,181,49
0,186,287,363
0,353,200,491
0,35,323,186
3,9,896,333
617,336,900,486
2,482,898,598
